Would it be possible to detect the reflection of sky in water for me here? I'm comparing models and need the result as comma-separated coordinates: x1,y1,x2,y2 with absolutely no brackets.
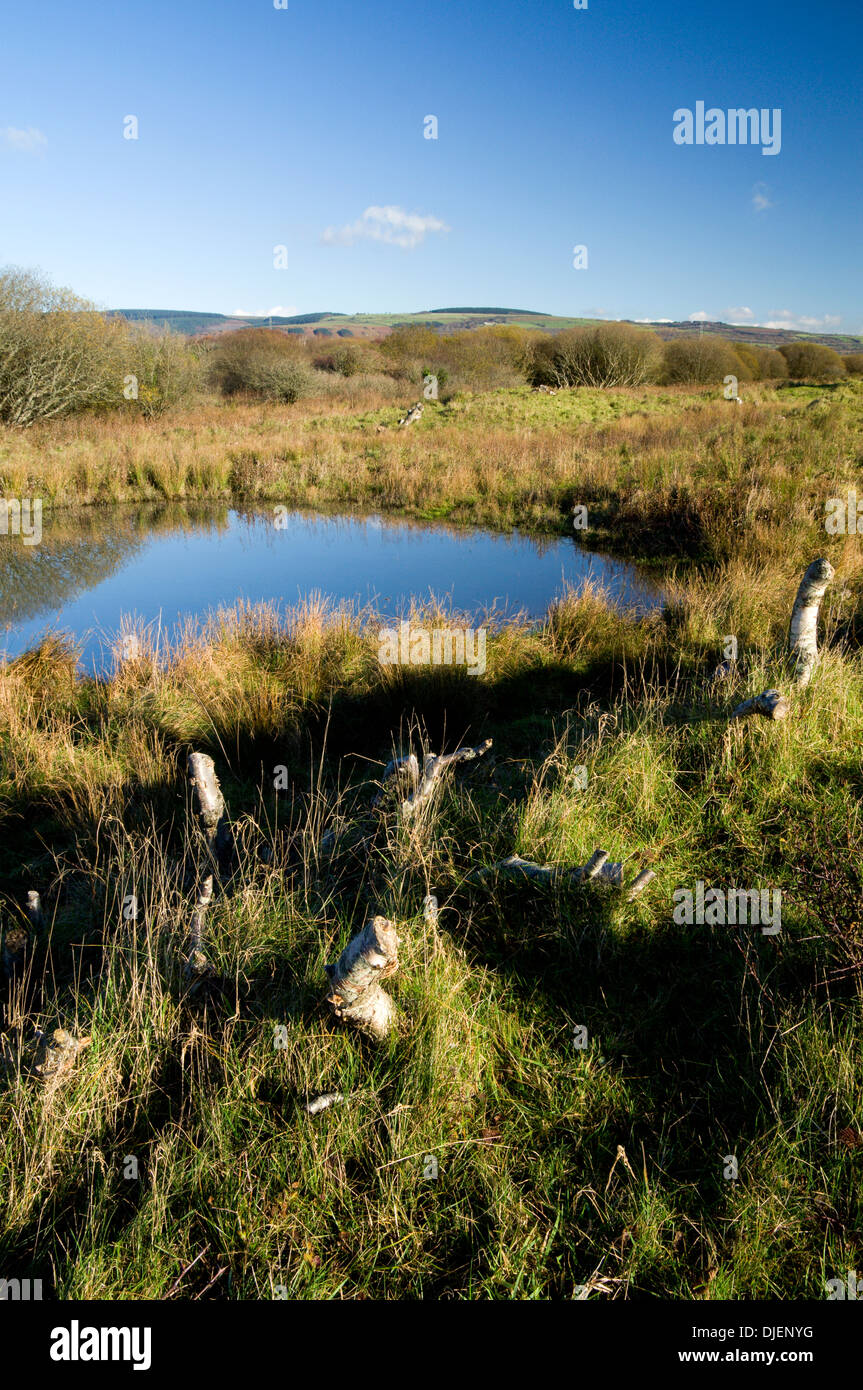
0,506,662,673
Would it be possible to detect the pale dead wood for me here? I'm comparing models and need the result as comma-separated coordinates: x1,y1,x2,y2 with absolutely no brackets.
325,915,399,1039
469,849,654,901
401,739,493,819
187,752,232,874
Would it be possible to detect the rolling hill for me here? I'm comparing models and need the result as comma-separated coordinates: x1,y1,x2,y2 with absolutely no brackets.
107,307,863,354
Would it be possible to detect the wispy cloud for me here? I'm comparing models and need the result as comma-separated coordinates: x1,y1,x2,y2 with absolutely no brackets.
688,310,711,322
752,182,774,212
761,310,841,331
322,205,450,250
726,306,754,320
1,125,47,153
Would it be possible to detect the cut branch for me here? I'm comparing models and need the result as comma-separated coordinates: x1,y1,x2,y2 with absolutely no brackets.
324,915,399,1040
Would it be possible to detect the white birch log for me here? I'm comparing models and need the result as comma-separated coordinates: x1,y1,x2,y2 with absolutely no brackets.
188,752,232,872
729,689,790,721
402,739,493,818
789,557,834,688
325,915,399,1040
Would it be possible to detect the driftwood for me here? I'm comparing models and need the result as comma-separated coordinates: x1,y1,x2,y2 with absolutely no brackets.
324,915,399,1039
187,752,232,875
402,740,493,819
729,559,834,721
470,850,655,902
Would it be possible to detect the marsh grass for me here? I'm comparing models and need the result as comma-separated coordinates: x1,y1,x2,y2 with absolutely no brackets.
1,564,862,1298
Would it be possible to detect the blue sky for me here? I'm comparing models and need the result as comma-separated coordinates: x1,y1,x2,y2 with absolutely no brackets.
1,0,860,330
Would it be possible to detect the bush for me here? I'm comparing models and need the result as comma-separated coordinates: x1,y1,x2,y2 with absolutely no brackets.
842,353,863,376
0,266,129,426
660,336,752,386
778,341,846,380
123,327,201,417
733,344,788,381
208,328,311,402
528,323,662,388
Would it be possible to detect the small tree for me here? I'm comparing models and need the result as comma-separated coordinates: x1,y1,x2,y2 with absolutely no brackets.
0,267,128,425
841,353,863,376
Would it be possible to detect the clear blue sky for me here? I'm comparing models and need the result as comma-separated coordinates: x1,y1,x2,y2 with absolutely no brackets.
1,0,860,331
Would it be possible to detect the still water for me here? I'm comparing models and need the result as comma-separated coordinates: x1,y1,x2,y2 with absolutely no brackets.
0,503,662,671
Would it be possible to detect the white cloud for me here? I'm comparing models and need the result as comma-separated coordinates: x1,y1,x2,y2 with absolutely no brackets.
322,205,450,249
634,317,672,323
761,310,842,331
231,306,299,318
752,182,774,212
1,125,47,152
726,306,754,320
688,310,711,322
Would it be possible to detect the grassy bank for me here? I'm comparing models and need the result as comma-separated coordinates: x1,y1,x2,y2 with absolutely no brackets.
2,379,862,566
1,573,862,1298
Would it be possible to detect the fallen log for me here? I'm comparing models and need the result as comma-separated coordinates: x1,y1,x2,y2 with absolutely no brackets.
324,915,399,1040
470,850,655,901
402,739,493,819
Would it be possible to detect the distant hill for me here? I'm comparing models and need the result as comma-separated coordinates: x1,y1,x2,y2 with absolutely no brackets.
108,307,863,354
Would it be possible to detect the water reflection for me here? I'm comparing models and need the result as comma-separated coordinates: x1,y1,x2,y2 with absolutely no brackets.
0,502,662,671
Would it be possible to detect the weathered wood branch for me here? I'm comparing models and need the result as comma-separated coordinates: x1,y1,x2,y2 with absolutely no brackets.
469,850,654,901
324,915,399,1040
187,752,232,874
730,688,790,722
402,739,493,819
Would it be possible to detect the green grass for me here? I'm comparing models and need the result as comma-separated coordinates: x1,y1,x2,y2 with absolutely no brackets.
1,567,862,1299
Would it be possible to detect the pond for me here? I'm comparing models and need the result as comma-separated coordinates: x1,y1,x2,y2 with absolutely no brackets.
0,503,662,672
